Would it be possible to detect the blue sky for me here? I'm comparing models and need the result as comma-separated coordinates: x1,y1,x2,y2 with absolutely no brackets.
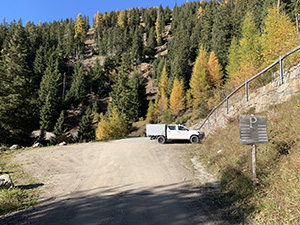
0,0,188,25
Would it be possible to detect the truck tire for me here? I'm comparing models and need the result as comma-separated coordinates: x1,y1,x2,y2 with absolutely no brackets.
190,135,199,144
157,136,166,144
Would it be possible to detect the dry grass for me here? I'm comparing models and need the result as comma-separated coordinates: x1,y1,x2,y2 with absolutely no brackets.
195,95,300,224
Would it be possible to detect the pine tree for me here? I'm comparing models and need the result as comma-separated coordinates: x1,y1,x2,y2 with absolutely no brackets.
169,78,185,115
239,12,261,79
0,23,36,144
78,108,95,142
190,46,209,109
226,36,240,81
146,101,157,123
132,26,144,64
66,61,86,106
129,72,147,121
50,110,67,145
90,59,107,97
145,27,156,58
39,59,62,131
207,51,223,88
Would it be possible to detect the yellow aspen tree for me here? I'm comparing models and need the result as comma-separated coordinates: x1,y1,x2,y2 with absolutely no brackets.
117,10,126,28
190,46,209,109
95,11,103,28
207,51,223,88
197,6,203,19
170,78,185,115
261,7,298,67
155,17,163,45
74,13,85,40
158,66,168,96
156,92,168,115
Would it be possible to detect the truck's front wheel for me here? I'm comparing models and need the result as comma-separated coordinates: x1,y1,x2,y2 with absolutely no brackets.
190,135,199,144
157,136,166,144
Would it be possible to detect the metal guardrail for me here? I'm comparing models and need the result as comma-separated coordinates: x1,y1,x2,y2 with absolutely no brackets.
199,45,300,132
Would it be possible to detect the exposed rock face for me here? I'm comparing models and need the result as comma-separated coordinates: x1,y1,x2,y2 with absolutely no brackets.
0,174,14,189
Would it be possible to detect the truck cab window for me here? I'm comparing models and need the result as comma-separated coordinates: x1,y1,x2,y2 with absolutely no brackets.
178,126,188,131
168,126,176,130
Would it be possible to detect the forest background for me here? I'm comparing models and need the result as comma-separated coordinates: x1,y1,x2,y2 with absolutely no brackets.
0,0,299,145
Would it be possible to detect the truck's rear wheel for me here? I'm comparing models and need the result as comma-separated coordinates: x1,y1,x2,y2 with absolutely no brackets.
157,136,166,144
190,135,199,144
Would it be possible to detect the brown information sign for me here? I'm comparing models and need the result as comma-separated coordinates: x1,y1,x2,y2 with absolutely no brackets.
239,115,268,145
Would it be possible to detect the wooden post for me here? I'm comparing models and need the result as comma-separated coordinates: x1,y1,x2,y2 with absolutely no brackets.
252,144,257,186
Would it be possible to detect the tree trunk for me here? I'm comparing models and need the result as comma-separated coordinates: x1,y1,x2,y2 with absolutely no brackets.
277,0,281,13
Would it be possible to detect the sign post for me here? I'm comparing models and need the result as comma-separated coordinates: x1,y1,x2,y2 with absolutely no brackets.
239,115,268,186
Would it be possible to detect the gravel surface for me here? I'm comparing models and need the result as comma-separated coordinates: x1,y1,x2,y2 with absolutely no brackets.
1,138,234,225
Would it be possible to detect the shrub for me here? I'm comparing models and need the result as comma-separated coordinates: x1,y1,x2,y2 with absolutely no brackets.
95,109,130,141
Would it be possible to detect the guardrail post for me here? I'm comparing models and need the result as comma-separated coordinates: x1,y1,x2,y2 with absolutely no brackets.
279,55,284,84
214,109,217,122
245,79,249,101
226,97,229,114
208,117,210,129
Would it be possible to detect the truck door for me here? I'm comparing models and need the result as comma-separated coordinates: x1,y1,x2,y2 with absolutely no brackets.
166,125,178,139
178,125,191,139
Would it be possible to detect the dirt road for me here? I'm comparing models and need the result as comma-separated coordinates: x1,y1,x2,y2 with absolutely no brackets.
2,138,232,225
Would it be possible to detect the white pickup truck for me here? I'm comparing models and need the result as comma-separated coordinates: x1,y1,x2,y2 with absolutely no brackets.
146,124,204,144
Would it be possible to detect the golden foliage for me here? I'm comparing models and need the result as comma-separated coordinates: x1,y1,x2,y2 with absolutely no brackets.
190,46,209,109
208,51,223,88
169,79,185,114
117,10,126,28
156,92,169,115
95,109,129,141
74,13,85,40
261,7,298,67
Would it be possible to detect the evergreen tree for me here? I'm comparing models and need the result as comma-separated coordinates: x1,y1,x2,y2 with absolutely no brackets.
145,27,157,58
66,61,86,106
90,59,107,97
239,12,261,78
132,26,144,64
169,78,185,115
0,23,36,144
146,101,157,123
50,110,67,145
129,72,147,121
78,107,95,142
226,36,240,81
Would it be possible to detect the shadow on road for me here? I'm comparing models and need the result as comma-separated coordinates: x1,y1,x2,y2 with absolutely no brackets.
1,182,245,225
